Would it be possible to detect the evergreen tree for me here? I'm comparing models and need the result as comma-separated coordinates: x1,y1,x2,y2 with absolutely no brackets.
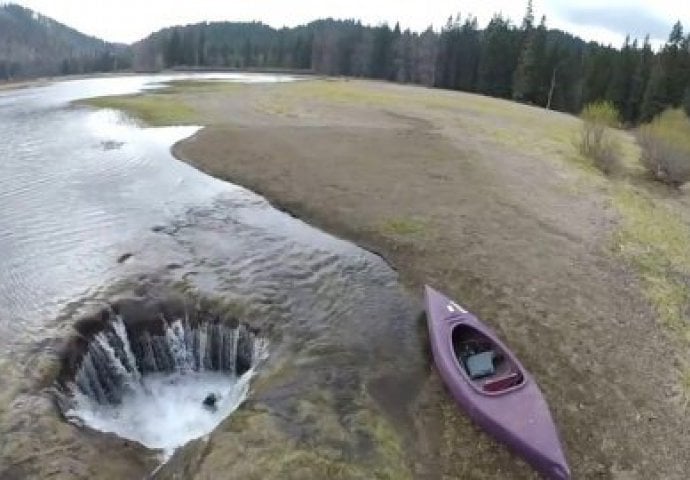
521,0,534,30
605,36,637,121
478,15,520,98
455,17,480,91
640,22,688,120
371,24,393,79
513,15,547,103
625,37,653,123
242,38,252,67
198,28,206,66
640,58,667,121
165,29,181,66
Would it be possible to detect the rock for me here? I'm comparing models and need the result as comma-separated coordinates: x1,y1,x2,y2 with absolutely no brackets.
100,140,124,150
116,253,133,264
203,393,218,410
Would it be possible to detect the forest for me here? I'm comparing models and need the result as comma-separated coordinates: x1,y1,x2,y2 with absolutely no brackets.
133,2,690,124
0,4,130,79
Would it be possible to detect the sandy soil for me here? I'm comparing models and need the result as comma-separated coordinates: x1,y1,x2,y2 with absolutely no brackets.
93,79,690,478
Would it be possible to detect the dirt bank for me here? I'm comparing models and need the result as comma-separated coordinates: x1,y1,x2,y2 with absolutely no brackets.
85,79,690,478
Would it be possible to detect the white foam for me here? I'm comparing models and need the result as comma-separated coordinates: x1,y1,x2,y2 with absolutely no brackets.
68,369,253,455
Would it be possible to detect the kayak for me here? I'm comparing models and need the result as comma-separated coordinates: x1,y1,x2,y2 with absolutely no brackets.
424,286,570,480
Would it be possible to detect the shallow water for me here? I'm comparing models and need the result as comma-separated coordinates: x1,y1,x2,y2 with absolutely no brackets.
0,73,422,477
0,73,295,331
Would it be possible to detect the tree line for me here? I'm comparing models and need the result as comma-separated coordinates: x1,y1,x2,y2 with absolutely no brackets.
135,2,690,124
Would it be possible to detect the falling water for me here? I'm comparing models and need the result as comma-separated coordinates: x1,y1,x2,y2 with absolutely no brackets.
59,308,266,452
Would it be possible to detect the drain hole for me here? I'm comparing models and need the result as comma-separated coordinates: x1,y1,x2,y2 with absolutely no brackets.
55,296,266,452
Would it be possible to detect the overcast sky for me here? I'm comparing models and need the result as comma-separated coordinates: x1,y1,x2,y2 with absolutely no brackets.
8,0,689,48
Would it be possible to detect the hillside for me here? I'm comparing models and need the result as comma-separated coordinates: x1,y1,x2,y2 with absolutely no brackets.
0,3,131,80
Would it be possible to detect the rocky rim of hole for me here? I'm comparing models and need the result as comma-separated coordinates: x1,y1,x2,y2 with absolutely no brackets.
53,292,263,416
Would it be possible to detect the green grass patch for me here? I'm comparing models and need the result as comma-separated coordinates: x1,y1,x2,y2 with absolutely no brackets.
158,79,245,95
381,217,426,236
612,185,690,336
284,80,402,106
77,93,197,126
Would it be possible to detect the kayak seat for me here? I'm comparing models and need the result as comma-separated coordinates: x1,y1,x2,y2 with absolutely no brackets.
465,351,496,379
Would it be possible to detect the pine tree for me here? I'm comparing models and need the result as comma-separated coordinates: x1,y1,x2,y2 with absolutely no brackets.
165,29,181,66
242,38,253,68
605,36,637,122
665,21,687,104
371,24,393,79
455,17,480,91
669,21,684,47
626,37,653,122
640,22,688,120
513,15,547,103
477,14,520,98
640,58,667,121
198,28,206,66
521,0,534,30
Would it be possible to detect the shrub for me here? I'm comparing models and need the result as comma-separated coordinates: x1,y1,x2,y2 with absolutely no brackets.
578,101,621,174
638,109,690,188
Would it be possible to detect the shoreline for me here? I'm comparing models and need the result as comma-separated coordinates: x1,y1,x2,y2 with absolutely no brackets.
172,137,406,279
0,71,139,91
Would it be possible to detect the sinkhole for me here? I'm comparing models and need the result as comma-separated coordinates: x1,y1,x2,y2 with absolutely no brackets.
55,296,266,453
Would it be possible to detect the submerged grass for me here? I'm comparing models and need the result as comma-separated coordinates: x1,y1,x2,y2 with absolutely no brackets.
77,79,247,125
78,94,197,126
212,390,411,480
159,79,246,95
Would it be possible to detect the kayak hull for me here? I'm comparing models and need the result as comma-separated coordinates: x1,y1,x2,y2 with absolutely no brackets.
425,286,570,480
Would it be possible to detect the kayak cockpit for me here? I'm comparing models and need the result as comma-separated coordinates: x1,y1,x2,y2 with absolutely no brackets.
451,324,525,394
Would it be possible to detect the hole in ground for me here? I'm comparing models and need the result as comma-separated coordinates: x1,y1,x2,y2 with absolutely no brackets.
54,296,267,454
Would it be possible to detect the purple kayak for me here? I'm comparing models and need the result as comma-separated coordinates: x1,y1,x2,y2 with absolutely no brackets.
424,286,570,480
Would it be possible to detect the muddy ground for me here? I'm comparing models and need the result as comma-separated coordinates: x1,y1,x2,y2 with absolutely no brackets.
83,79,689,478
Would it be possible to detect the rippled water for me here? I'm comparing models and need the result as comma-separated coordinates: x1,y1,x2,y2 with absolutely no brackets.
0,73,295,333
0,74,422,477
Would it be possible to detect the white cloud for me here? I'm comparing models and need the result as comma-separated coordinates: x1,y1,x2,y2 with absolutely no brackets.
10,0,690,46
544,0,690,47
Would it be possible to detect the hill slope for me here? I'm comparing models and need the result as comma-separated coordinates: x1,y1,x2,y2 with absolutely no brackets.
0,3,130,79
